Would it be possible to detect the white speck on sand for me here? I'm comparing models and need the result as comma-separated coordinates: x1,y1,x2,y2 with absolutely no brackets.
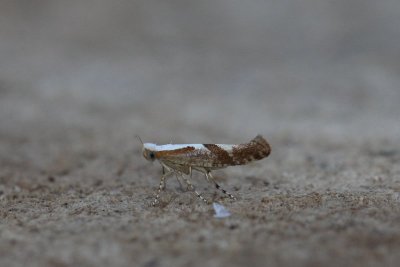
213,203,231,218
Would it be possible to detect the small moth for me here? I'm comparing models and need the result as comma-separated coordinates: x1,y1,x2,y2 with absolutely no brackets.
140,135,271,206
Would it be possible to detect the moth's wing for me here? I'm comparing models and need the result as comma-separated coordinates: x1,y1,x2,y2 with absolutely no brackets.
159,149,228,169
227,135,271,165
160,135,271,168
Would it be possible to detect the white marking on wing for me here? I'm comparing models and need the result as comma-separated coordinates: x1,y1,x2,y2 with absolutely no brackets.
143,143,205,151
215,144,235,151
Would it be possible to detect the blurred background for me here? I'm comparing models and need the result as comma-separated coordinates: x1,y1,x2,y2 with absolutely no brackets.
1,2,400,266
1,0,399,143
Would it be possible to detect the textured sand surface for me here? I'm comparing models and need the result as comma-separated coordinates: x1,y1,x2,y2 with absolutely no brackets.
1,1,400,267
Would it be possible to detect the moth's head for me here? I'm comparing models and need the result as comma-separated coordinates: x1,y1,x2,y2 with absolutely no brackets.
142,143,157,162
136,135,157,162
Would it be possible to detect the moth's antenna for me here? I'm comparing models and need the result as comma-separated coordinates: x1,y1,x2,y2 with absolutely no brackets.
135,135,144,145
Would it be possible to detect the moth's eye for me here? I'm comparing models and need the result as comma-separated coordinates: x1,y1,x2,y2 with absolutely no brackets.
149,152,155,159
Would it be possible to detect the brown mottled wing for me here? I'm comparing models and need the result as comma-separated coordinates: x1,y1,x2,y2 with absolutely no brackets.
158,146,217,169
230,135,271,165
154,146,201,171
158,135,271,169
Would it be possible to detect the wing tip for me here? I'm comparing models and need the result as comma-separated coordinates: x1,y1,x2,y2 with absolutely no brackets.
251,134,271,157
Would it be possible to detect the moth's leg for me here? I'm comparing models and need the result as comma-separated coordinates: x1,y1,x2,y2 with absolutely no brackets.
161,166,166,190
160,165,183,190
180,173,210,204
206,172,237,200
184,166,194,191
204,169,211,182
174,174,185,191
152,171,173,206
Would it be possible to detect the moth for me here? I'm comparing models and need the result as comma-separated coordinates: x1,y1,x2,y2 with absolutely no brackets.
140,135,271,206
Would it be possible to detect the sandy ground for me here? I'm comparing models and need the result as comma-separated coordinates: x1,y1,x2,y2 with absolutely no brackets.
1,1,400,267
